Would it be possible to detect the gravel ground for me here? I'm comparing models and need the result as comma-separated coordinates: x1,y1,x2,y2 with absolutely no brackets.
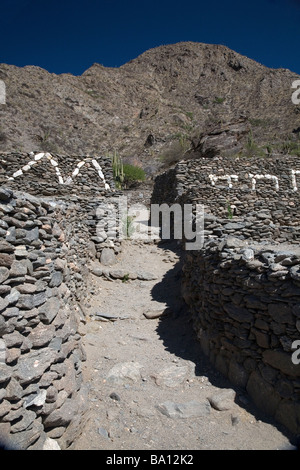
70,240,297,451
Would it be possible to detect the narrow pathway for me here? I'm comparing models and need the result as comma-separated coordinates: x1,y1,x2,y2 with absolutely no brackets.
71,239,294,450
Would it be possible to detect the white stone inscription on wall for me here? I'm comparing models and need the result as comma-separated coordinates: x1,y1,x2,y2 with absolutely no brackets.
6,152,111,190
207,171,300,191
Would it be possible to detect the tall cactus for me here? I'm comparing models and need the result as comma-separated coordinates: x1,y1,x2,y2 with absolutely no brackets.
112,151,124,188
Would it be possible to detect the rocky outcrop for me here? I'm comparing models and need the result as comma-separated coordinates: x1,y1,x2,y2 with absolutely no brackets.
189,117,250,158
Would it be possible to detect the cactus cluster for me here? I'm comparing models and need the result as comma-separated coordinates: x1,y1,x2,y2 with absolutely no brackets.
111,151,124,189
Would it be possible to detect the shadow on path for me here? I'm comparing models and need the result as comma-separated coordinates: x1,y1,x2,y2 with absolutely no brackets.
151,240,298,448
151,240,237,385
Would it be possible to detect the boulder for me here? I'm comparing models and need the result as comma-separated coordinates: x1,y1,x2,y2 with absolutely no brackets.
100,248,116,266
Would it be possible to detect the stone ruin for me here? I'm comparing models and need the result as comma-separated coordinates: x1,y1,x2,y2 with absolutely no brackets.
1,149,300,448
152,154,300,436
0,152,123,449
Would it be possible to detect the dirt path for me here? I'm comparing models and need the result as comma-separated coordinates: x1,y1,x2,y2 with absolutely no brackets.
70,239,295,451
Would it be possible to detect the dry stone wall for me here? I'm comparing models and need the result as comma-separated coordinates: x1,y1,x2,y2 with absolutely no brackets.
0,188,88,449
182,233,300,435
0,152,123,449
0,151,123,264
152,155,300,230
0,152,115,196
153,155,300,436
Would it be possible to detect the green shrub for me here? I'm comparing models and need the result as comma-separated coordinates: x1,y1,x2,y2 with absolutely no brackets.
109,151,146,188
123,164,146,184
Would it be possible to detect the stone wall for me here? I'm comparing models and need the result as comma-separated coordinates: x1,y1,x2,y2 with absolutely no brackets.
152,155,300,229
0,150,127,449
153,155,300,436
0,150,124,266
181,235,300,435
48,194,123,276
0,188,90,449
0,152,115,197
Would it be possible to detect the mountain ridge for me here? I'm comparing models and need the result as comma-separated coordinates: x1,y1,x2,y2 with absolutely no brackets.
0,41,299,176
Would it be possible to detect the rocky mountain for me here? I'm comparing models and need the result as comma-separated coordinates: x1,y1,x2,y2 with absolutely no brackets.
0,41,300,176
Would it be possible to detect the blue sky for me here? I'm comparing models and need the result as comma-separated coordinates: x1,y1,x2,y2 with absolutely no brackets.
1,0,300,75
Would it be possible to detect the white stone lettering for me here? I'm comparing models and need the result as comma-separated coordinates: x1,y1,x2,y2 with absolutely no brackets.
5,152,111,190
248,173,279,191
291,169,300,191
13,169,23,178
22,165,31,172
209,174,239,189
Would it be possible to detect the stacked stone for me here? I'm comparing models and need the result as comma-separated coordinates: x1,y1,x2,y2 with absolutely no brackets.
89,195,123,261
152,155,300,226
182,236,300,434
51,194,123,271
0,153,115,197
201,213,300,244
0,188,87,450
153,155,300,436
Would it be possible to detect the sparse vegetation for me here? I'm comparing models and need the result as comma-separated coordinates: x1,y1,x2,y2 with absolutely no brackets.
214,96,226,104
122,214,135,239
111,151,124,189
279,140,300,156
122,273,130,283
185,111,194,120
110,151,146,188
1,42,299,171
158,136,191,167
123,163,146,185
36,129,51,144
0,129,7,143
249,118,272,128
181,123,194,133
243,130,266,157
86,89,100,99
226,201,233,219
